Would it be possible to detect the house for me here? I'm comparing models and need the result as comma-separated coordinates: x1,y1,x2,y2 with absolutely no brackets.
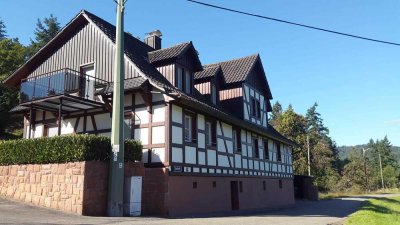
3,10,296,215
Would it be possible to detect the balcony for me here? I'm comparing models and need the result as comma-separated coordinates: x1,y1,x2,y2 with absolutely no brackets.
19,68,109,113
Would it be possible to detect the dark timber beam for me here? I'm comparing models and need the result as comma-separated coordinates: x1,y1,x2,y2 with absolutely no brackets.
58,98,63,136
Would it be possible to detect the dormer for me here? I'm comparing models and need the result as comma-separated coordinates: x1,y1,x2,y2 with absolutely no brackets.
147,41,202,95
203,54,272,127
194,65,222,105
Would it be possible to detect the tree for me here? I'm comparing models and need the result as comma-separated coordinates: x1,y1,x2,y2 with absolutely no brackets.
0,84,21,135
0,38,26,81
382,165,398,188
26,14,60,58
269,101,282,125
0,20,6,40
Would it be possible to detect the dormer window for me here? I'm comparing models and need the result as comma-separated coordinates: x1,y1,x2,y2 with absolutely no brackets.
250,97,261,118
176,68,183,90
211,84,217,104
185,70,192,94
176,67,192,95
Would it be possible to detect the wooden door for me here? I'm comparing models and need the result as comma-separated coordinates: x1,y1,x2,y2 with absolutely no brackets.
230,181,240,210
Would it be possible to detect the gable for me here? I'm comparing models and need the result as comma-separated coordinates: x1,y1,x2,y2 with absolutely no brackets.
245,60,272,100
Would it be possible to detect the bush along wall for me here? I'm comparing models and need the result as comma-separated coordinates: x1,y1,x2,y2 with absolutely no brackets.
0,135,142,166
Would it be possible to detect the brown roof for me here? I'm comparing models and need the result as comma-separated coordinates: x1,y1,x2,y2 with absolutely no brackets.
95,77,148,94
205,54,259,84
194,65,221,80
148,42,190,63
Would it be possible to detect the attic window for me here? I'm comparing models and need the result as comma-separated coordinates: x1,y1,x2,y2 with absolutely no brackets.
250,97,261,119
211,84,217,104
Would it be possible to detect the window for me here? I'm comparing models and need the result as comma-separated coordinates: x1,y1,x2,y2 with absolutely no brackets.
212,181,216,188
279,180,283,189
193,182,197,189
263,139,269,160
205,120,216,146
263,181,266,190
232,128,241,152
250,97,261,118
253,138,259,158
239,181,243,193
185,69,192,94
211,84,217,104
124,116,132,139
184,112,197,143
276,142,282,161
176,67,183,90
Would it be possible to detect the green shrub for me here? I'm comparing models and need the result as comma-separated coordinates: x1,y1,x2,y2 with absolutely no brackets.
0,134,142,166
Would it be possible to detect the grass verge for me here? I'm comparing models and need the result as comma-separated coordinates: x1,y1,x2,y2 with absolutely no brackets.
319,189,400,200
346,196,400,225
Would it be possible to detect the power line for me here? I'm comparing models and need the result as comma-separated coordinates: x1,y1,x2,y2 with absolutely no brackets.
187,0,400,46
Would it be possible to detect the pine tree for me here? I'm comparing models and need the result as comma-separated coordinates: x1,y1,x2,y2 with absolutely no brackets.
0,20,6,40
26,14,60,58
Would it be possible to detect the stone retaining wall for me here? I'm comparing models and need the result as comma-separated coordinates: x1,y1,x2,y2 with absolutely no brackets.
0,162,85,214
0,161,158,216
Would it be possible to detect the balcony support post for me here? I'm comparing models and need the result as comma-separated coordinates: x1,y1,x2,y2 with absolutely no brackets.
58,98,63,136
28,106,33,139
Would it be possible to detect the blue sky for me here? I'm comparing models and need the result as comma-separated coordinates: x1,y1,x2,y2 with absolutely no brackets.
1,0,399,146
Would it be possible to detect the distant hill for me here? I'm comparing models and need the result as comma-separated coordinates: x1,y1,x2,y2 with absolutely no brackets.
338,145,400,161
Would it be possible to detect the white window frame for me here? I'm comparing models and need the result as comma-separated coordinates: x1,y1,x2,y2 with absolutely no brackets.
205,121,212,146
184,115,192,142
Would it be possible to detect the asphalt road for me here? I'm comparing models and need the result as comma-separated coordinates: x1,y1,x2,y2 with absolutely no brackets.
1,194,399,225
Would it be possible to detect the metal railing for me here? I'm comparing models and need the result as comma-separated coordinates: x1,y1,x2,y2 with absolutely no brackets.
20,68,108,103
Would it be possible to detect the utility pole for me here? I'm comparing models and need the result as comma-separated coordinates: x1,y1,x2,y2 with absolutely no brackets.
307,135,311,176
107,0,125,217
379,153,385,189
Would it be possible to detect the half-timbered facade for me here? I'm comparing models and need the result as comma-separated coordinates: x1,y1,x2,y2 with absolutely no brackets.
4,10,296,215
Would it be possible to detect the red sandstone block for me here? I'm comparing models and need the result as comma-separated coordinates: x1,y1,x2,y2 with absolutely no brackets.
57,165,66,175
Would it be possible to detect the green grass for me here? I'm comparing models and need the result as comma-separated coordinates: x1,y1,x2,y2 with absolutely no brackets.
346,196,400,225
319,189,400,200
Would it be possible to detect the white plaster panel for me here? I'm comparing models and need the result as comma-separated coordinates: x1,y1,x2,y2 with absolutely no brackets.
35,111,43,121
76,117,83,133
241,144,247,156
134,107,149,125
242,159,248,168
217,122,222,136
207,149,216,166
226,140,233,154
198,151,206,165
99,132,111,137
197,114,205,130
134,128,148,145
255,161,260,170
152,93,164,102
93,113,111,130
217,138,225,152
152,105,165,123
151,126,165,144
34,124,43,138
172,147,183,163
48,127,58,137
185,146,196,164
86,116,93,131
244,104,249,120
234,154,242,168
222,123,232,138
193,167,200,173
151,148,165,163
172,105,182,124
218,155,229,167
135,93,144,105
244,84,249,99
248,160,253,169
248,145,253,158
61,119,75,135
172,126,182,144
198,133,205,149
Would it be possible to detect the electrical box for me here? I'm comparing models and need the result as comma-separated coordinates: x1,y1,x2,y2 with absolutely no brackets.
124,176,142,216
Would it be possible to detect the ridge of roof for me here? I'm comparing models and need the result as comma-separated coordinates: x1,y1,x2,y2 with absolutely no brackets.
147,42,192,64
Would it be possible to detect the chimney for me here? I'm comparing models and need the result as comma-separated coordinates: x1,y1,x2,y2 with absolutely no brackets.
145,30,162,50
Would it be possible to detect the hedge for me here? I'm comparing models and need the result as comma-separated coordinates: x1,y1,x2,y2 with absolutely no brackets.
0,135,142,166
